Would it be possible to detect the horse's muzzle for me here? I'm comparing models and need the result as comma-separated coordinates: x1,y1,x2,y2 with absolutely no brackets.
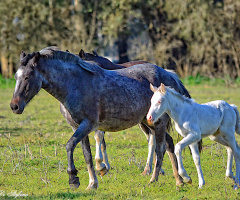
10,97,25,114
147,115,154,125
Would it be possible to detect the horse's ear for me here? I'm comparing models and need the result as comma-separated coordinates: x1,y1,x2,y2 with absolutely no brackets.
20,50,26,60
159,83,166,94
32,52,40,64
150,83,158,92
79,49,85,59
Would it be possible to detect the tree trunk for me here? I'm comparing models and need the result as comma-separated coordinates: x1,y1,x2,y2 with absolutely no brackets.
117,32,129,64
1,53,13,78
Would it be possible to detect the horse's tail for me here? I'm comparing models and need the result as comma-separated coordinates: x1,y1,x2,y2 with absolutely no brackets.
231,104,240,135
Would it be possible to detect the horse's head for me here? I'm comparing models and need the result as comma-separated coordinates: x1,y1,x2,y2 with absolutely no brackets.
147,83,167,125
10,51,42,114
79,49,114,68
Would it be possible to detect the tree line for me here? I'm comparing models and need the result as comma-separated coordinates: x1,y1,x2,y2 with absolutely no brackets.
0,0,239,79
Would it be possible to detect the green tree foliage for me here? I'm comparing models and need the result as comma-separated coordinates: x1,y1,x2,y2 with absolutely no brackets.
0,0,240,78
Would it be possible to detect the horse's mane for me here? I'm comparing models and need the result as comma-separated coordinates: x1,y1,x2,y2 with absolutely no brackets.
165,69,191,98
39,46,103,74
166,86,195,104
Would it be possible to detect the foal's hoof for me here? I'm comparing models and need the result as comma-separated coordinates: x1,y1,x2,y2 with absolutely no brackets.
98,166,108,176
183,177,192,184
69,177,80,189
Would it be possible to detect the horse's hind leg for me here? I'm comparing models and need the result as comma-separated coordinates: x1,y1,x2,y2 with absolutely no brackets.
94,130,109,176
150,127,166,183
166,132,184,186
101,136,110,171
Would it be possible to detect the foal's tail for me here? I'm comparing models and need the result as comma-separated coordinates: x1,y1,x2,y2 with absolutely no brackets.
231,104,240,135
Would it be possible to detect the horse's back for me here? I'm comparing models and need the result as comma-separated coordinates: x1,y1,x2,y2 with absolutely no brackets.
113,63,190,97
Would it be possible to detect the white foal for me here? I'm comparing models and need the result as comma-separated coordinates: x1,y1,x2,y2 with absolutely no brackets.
147,83,240,189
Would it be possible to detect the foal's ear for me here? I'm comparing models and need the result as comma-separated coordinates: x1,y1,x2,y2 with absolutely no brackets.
159,83,166,94
79,49,85,59
150,83,158,92
20,50,26,61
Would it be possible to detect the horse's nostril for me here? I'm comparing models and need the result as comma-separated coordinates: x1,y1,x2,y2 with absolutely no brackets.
11,104,19,111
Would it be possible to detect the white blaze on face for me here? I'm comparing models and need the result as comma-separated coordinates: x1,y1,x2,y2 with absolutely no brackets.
14,69,23,93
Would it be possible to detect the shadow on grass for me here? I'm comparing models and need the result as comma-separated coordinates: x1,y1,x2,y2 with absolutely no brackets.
0,127,24,137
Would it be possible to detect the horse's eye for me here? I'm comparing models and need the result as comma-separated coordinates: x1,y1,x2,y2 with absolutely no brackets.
158,101,161,104
25,77,29,81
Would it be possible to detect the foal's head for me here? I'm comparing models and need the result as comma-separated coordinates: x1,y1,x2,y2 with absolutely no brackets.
147,83,168,125
10,51,42,114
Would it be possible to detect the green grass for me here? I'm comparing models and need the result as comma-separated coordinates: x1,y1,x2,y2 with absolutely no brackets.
1,78,240,199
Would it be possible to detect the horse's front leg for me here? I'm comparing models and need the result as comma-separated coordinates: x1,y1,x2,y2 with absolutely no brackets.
66,119,97,189
94,130,110,176
189,142,205,188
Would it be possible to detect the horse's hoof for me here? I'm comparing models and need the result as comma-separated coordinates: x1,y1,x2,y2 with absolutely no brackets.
98,166,108,176
160,168,165,175
176,180,184,187
226,174,235,182
141,168,151,176
233,184,239,190
69,176,80,189
149,177,157,184
86,183,98,190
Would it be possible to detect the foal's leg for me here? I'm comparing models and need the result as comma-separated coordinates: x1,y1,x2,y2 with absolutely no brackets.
219,129,240,189
209,135,234,180
94,130,109,176
175,132,201,185
189,142,205,188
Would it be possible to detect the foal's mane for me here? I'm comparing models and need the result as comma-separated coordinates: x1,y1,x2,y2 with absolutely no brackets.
166,86,195,103
39,46,103,74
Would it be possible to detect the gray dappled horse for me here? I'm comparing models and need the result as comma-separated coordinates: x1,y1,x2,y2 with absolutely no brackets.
10,47,190,189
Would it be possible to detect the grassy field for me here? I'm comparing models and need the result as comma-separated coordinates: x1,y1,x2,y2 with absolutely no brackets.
1,79,240,199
